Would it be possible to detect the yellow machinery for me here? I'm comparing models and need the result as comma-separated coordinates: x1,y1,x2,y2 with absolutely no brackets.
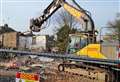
29,1,120,81
29,0,106,59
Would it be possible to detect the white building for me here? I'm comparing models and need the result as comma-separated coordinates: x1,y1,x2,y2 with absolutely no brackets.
31,35,49,52
19,35,32,50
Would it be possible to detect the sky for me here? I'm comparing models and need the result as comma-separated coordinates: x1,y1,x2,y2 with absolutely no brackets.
0,0,120,35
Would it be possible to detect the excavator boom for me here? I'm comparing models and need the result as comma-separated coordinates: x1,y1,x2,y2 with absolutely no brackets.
30,0,95,42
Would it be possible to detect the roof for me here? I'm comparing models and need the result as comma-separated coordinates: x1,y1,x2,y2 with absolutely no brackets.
0,24,16,34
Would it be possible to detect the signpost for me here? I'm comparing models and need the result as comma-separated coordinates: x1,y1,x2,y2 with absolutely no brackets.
16,72,39,82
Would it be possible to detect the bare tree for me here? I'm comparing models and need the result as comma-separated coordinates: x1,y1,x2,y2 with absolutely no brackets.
55,10,81,30
108,13,120,41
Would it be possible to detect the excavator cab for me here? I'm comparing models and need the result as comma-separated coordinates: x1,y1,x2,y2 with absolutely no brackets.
67,33,88,54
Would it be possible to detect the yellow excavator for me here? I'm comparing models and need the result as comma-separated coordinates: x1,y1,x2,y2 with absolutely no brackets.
29,0,120,81
30,0,106,59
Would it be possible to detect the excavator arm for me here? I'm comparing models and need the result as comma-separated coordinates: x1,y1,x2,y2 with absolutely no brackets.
30,0,96,42
30,0,62,32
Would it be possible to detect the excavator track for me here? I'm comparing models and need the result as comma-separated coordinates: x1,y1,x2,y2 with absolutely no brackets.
40,62,114,82
57,63,114,82
43,68,103,82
